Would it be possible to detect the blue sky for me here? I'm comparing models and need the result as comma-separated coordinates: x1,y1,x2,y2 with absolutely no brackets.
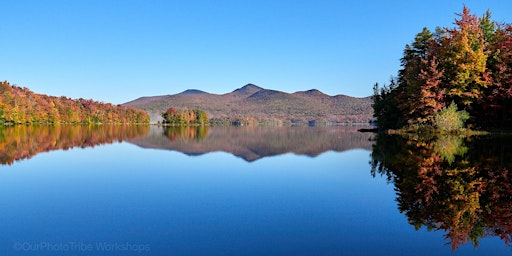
1,1,511,104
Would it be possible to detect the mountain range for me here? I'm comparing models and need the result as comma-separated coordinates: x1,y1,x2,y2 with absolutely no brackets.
123,84,373,124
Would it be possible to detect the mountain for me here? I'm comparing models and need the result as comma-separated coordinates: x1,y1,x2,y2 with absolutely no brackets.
230,83,263,96
179,89,207,95
123,84,373,124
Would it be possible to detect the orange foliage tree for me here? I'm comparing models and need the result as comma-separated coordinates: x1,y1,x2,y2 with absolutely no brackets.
373,6,512,129
0,81,149,125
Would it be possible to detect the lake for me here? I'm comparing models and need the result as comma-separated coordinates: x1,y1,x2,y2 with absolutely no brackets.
0,125,510,255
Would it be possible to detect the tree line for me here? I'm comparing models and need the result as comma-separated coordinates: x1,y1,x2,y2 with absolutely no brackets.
161,107,209,125
373,6,512,130
0,81,150,125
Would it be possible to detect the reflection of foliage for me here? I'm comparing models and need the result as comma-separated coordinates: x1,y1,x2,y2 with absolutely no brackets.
433,135,467,164
0,125,149,165
371,133,512,251
163,126,209,142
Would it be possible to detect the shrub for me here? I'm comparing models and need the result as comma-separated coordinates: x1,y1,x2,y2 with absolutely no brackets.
434,102,469,132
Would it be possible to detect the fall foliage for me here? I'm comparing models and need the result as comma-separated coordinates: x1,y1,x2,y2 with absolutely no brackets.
373,6,512,130
0,81,150,125
161,107,209,125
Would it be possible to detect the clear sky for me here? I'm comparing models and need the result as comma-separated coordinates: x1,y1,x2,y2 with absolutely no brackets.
1,1,511,104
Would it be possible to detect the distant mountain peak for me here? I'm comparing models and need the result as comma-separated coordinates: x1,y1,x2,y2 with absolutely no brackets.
243,83,262,88
306,89,328,96
232,83,264,95
248,89,283,98
179,89,206,95
294,89,329,97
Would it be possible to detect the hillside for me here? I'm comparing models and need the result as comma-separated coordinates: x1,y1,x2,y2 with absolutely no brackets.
123,84,373,124
0,81,149,124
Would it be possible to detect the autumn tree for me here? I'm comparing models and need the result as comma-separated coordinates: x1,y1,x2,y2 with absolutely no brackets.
396,28,445,126
0,81,149,125
441,6,490,113
373,6,511,130
397,28,436,125
161,106,209,126
194,109,209,125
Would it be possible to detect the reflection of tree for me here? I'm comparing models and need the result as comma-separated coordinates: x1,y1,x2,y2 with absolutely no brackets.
163,126,209,142
371,133,512,251
433,136,467,164
0,125,149,165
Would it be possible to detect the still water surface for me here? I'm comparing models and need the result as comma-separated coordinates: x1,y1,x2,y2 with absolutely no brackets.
0,125,510,255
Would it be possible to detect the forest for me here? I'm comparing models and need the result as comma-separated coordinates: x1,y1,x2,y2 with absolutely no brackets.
0,81,149,125
373,6,512,131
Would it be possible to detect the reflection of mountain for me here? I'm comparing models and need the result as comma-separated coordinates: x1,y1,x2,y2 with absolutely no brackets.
371,133,512,251
0,125,149,165
128,126,374,162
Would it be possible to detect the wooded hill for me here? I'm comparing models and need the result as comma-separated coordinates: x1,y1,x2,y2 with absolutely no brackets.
123,84,373,124
0,81,149,125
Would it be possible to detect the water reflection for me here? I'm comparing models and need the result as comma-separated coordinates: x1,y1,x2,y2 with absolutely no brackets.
0,125,149,165
371,133,512,250
163,126,210,142
129,126,373,162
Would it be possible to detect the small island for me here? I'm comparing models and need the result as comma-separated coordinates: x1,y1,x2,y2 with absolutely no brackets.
161,107,209,126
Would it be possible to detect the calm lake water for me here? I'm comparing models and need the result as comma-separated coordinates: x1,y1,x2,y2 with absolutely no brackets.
0,125,510,255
